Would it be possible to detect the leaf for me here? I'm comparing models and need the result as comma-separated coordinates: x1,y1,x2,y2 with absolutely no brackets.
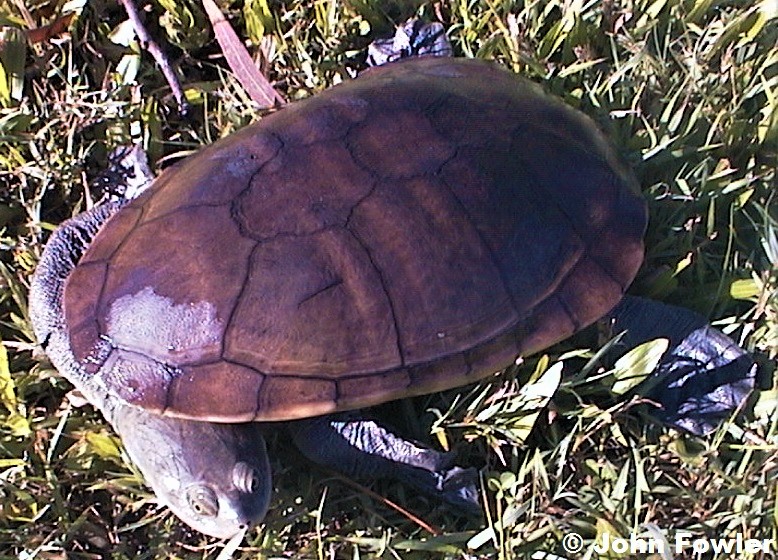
504,362,562,445
26,12,76,43
688,0,715,23
0,338,32,437
466,504,526,550
611,459,630,501
611,339,669,395
215,527,247,560
394,532,473,552
116,53,141,84
0,26,26,106
753,389,778,421
108,19,137,47
243,0,274,45
85,431,122,460
201,0,284,109
155,0,209,51
730,277,762,300
5,413,31,438
0,340,18,412
595,517,623,555
519,361,562,404
558,58,606,78
635,0,669,30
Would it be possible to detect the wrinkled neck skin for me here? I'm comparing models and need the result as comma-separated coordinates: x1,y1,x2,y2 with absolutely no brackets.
28,200,271,539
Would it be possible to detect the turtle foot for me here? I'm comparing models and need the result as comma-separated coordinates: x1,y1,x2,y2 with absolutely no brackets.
608,296,758,435
288,414,480,515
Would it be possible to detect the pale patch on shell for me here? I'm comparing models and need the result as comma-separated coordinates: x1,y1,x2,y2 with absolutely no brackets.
331,94,369,119
221,149,253,178
419,62,464,78
106,286,223,365
217,133,280,177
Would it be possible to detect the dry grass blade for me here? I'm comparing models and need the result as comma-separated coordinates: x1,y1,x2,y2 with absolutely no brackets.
202,0,285,109
215,527,248,560
25,12,75,44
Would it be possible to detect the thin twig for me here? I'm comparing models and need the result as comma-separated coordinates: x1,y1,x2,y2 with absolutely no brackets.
322,467,443,536
117,0,189,114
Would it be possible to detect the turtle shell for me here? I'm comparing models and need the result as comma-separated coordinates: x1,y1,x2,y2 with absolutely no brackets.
63,57,647,422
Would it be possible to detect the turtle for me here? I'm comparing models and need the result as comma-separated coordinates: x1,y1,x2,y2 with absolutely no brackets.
29,55,756,539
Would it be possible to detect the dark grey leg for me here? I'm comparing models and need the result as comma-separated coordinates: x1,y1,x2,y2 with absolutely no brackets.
607,295,758,435
287,415,480,515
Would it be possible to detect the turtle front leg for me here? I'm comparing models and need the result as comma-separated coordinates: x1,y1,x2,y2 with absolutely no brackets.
287,415,480,515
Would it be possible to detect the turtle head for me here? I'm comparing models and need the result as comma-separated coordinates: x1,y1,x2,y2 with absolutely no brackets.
28,201,272,539
113,406,272,538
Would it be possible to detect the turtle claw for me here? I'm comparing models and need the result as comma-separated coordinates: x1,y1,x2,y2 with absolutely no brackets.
66,389,91,408
366,19,452,67
435,466,481,516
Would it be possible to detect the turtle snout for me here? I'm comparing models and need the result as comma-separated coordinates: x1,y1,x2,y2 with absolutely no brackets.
232,458,272,528
233,460,263,494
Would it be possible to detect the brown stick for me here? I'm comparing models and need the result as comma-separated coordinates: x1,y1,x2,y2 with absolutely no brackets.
117,0,189,114
322,467,443,536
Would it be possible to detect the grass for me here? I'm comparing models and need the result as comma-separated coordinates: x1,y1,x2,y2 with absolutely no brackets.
1,0,776,558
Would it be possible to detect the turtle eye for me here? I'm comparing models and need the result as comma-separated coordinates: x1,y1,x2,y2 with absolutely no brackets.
186,485,219,517
233,461,261,494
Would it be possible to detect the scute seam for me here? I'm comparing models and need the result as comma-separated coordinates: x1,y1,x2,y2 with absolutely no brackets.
435,147,522,317
342,228,405,367
230,131,285,240
133,201,231,228
508,127,636,292
222,241,261,363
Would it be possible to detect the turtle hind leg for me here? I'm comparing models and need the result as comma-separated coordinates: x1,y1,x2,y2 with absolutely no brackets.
287,414,480,515
608,295,758,435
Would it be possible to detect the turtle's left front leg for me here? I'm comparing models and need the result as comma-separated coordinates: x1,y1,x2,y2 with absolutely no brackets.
287,415,480,515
